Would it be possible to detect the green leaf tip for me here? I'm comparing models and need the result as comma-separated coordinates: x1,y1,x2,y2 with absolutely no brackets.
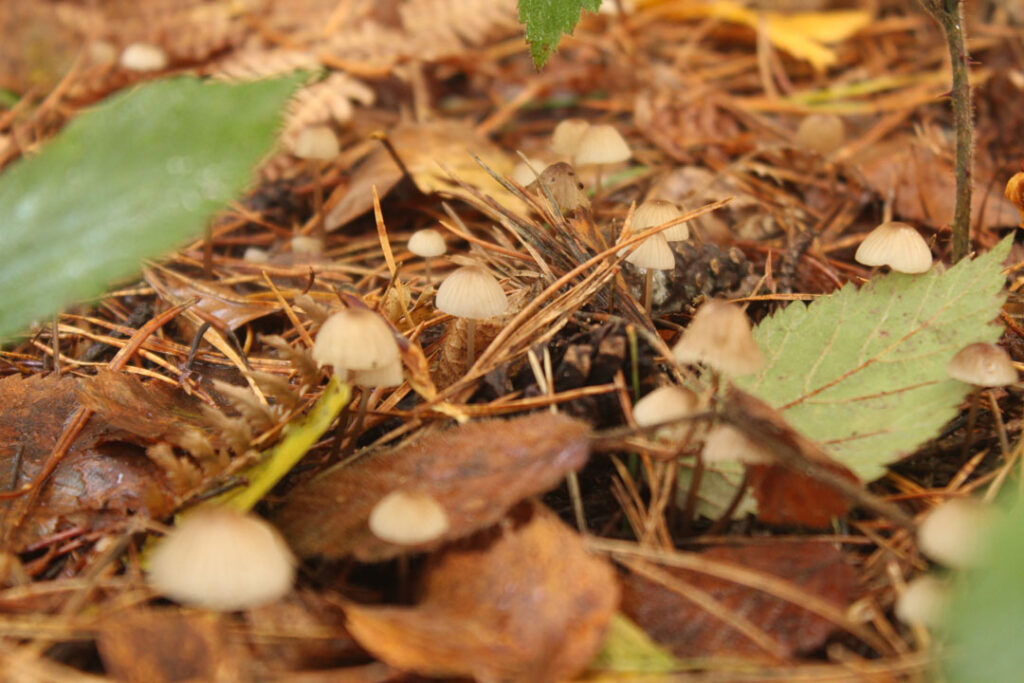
519,0,602,69
0,73,305,341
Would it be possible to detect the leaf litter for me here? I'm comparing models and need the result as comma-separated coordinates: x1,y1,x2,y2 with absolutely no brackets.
1,0,1023,680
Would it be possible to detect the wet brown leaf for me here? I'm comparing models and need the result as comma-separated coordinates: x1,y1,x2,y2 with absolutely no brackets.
344,502,619,682
748,464,855,528
621,542,856,660
275,412,591,560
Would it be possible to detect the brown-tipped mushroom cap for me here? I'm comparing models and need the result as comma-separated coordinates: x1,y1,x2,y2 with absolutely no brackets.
633,199,688,242
917,497,993,569
633,386,698,441
436,265,509,319
672,300,764,375
794,113,845,156
551,118,591,156
702,424,773,465
854,221,932,274
573,124,631,166
369,490,450,545
946,342,1018,387
621,232,675,271
527,162,590,213
292,125,340,161
312,308,401,374
147,507,296,611
408,229,447,258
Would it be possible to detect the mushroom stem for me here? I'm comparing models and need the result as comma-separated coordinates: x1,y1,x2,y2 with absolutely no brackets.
960,387,981,459
348,388,371,450
594,165,604,198
466,318,476,369
311,161,325,243
986,390,1010,458
424,259,433,286
643,269,654,314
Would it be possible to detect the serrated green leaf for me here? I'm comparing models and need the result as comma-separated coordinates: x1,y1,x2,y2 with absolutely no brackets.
0,75,303,340
588,612,681,674
518,0,601,69
688,238,1012,515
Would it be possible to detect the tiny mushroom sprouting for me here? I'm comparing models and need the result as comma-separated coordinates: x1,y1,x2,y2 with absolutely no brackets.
292,124,340,243
573,124,631,195
854,221,933,274
633,199,689,242
917,497,994,570
407,228,447,284
119,43,169,72
947,342,1018,452
895,575,950,628
672,299,764,377
620,231,674,314
147,506,296,611
368,490,450,545
794,113,845,157
290,235,324,257
633,385,698,442
435,265,509,369
551,118,591,157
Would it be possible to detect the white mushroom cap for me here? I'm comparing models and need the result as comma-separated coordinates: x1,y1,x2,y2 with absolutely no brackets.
917,497,993,569
794,113,845,156
551,118,591,157
633,386,698,441
510,158,547,186
352,359,404,388
408,229,447,258
243,247,269,264
290,235,324,256
946,342,1018,387
119,43,168,72
573,124,631,166
672,300,764,376
621,233,675,271
702,424,773,465
368,490,450,545
147,507,295,611
312,309,401,374
435,266,509,319
633,199,688,242
292,125,340,161
895,575,949,628
854,221,932,274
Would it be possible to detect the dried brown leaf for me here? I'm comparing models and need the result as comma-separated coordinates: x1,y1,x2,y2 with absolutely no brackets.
344,501,618,682
275,412,591,560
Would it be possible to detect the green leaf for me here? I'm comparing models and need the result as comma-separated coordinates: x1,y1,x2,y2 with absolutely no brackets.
588,612,681,674
0,75,303,340
519,0,601,69
689,237,1012,515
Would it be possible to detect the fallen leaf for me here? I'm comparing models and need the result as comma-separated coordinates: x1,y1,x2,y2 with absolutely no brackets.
588,612,681,675
343,501,619,682
275,412,591,560
144,266,278,331
748,465,853,528
245,591,364,672
621,542,856,659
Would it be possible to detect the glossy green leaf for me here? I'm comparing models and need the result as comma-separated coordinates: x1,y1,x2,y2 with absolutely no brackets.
0,75,303,340
518,0,601,69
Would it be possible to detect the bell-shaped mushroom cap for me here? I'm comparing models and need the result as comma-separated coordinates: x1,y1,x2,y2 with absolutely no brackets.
290,235,324,256
895,575,949,628
573,124,631,166
854,221,932,274
633,386,698,441
147,507,296,611
673,300,764,375
119,43,168,72
312,308,401,373
946,342,1018,387
527,162,590,213
352,358,404,388
633,199,688,242
408,228,447,258
436,265,509,319
292,125,340,161
702,424,773,465
369,490,450,545
794,113,845,156
621,232,675,271
551,118,591,156
918,497,993,569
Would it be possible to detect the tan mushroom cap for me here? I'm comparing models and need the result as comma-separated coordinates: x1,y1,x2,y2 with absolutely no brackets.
633,199,688,242
621,232,675,271
917,497,994,569
120,43,168,72
290,235,324,256
946,342,1018,387
312,308,401,374
551,118,591,156
292,125,340,161
408,228,447,258
895,575,949,628
147,507,296,611
510,158,547,186
527,162,590,213
369,490,450,545
352,358,404,388
702,424,773,465
794,113,845,156
633,386,698,441
672,299,764,375
573,124,631,166
436,265,509,319
854,221,932,274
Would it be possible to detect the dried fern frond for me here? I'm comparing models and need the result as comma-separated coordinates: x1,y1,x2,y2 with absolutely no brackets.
398,0,519,51
210,49,321,82
282,71,376,143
